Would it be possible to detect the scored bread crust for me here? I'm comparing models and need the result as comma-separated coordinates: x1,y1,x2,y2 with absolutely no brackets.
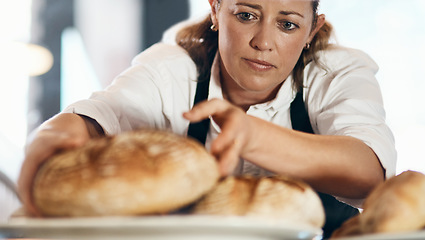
359,170,425,233
192,175,325,228
33,129,220,217
331,171,425,238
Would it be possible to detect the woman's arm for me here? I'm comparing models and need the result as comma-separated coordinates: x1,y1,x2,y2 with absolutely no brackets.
245,113,384,199
184,99,384,199
18,113,102,216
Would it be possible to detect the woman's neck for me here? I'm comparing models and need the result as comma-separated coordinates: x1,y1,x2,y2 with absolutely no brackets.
216,54,284,111
220,71,282,112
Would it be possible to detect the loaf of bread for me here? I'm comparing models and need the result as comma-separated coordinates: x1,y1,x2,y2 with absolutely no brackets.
332,171,425,238
192,175,325,229
33,129,220,217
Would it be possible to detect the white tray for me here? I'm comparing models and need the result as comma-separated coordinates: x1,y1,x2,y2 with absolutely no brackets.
335,230,425,240
0,215,322,240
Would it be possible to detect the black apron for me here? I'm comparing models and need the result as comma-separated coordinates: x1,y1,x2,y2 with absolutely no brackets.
187,77,359,239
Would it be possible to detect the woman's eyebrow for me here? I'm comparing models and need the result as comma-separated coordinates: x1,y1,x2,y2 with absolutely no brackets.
235,2,262,10
279,10,305,18
235,2,304,18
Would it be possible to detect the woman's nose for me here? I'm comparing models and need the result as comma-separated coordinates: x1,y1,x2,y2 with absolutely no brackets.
249,24,274,51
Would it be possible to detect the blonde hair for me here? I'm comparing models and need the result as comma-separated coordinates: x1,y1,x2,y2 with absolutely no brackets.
176,0,333,91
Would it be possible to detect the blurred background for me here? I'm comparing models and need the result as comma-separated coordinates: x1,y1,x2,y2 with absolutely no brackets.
1,0,425,221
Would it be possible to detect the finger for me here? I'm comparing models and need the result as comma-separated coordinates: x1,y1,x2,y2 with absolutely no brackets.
18,133,86,216
215,138,243,176
210,111,241,154
18,157,48,217
210,129,235,155
18,140,58,217
183,99,230,122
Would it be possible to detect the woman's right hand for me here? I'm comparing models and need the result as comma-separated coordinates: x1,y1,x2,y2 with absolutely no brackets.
18,113,92,216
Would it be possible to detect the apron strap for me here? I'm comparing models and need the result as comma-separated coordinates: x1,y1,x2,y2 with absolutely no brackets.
187,79,211,145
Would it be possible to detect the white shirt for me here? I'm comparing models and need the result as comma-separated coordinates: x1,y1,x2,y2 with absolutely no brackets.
63,40,396,206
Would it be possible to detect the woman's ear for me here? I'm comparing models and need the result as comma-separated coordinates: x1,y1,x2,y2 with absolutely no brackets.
209,0,219,29
307,14,326,43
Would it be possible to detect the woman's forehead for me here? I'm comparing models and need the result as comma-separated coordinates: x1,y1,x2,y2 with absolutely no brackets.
220,0,315,17
221,0,313,11
221,0,314,5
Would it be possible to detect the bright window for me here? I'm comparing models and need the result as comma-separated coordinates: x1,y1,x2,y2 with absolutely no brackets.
0,0,32,181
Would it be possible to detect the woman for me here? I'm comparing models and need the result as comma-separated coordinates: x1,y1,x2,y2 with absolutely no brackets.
18,0,396,237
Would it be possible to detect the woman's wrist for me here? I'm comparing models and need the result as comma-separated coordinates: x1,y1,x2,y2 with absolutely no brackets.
77,114,105,138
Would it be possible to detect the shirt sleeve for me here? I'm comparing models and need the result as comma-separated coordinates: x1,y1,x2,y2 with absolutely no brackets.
305,45,397,180
62,43,197,135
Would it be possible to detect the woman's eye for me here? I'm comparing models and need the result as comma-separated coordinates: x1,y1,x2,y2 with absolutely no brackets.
280,21,299,31
236,12,256,22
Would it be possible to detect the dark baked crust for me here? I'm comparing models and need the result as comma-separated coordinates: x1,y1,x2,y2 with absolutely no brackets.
33,129,220,217
332,171,425,238
192,175,325,228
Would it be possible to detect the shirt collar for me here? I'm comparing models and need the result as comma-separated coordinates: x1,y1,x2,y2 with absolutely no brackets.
248,76,296,114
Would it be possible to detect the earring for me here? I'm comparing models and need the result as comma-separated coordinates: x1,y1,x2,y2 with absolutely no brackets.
305,42,311,50
210,24,218,32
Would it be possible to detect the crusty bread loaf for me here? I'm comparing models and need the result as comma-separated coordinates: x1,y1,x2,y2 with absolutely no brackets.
332,171,425,238
192,175,325,228
33,129,220,217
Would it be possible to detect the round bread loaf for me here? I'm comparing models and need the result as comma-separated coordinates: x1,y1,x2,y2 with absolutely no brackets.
192,175,325,228
332,170,425,238
33,129,220,217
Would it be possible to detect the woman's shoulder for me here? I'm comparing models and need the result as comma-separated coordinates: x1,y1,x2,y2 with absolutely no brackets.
304,44,382,104
126,43,198,83
131,43,194,67
314,44,379,73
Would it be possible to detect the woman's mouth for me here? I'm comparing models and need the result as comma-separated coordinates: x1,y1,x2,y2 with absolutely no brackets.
243,58,276,72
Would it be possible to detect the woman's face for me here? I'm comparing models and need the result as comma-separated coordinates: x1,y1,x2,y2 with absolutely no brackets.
210,0,321,103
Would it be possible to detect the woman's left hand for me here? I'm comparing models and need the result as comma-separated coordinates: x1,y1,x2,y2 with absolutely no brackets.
183,98,254,176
